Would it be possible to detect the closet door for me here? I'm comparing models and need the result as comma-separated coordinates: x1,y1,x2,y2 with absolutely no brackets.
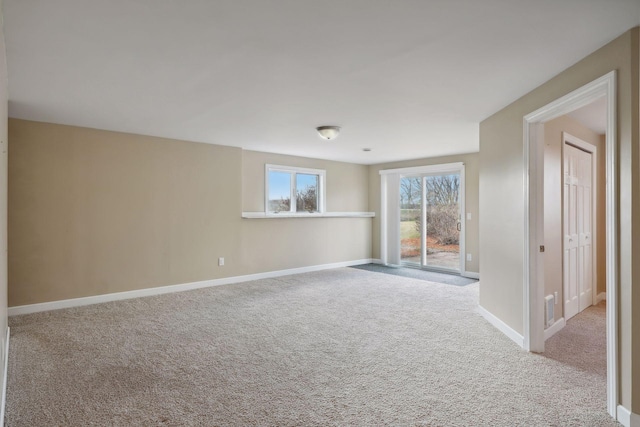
563,143,593,321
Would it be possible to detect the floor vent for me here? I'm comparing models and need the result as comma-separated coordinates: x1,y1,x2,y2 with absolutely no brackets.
545,295,555,328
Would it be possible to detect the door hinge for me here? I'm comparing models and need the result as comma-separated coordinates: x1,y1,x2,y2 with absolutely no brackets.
539,245,545,253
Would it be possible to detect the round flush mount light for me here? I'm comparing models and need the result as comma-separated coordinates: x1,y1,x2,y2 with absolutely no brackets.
316,126,341,140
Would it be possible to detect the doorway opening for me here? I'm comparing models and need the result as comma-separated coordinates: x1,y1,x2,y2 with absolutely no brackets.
379,162,467,276
523,71,617,418
399,168,464,273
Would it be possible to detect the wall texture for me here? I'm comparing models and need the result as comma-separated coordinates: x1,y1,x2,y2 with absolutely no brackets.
368,153,479,274
242,150,369,213
543,115,605,323
239,150,371,275
8,119,372,307
479,28,639,412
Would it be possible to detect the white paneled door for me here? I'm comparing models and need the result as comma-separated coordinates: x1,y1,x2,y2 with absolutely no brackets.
563,142,593,321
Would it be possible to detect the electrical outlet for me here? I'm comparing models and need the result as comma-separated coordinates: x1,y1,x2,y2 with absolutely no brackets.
466,212,472,220
554,291,558,304
466,253,472,261
218,257,225,266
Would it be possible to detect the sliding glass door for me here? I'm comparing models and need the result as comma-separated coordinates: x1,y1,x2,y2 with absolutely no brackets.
400,171,462,272
400,177,422,264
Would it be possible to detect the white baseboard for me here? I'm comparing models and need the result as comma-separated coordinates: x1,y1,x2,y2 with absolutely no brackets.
1,327,9,427
617,405,640,427
370,259,383,264
596,292,606,304
618,405,631,426
462,271,480,280
8,259,375,316
544,317,565,341
477,305,524,348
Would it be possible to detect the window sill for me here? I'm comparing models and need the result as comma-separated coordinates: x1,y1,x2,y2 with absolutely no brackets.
241,212,375,219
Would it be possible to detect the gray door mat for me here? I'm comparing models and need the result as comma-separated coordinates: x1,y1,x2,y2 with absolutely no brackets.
350,263,478,286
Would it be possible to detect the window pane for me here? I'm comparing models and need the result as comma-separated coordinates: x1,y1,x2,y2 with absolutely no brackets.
400,177,422,264
425,174,460,270
268,171,291,212
296,173,319,212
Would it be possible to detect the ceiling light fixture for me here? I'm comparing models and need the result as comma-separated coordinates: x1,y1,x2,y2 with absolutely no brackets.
316,126,341,140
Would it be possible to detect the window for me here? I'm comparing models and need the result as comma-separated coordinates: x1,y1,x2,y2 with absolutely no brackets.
265,164,325,214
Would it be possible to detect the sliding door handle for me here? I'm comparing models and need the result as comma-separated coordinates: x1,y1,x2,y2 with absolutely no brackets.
457,222,461,232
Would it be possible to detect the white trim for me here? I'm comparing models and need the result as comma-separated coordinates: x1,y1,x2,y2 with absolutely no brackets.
615,405,640,427
461,271,480,280
266,164,326,175
382,174,401,265
0,327,8,427
617,405,630,427
370,258,384,264
265,164,326,214
8,259,375,316
604,72,618,420
379,162,464,176
543,317,565,340
595,292,606,305
380,174,388,264
459,166,466,273
242,211,375,219
387,162,466,273
523,70,617,418
421,177,426,265
477,305,524,348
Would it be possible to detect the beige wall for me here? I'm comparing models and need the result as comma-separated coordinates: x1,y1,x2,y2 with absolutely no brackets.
242,150,369,212
479,28,639,411
543,115,605,322
239,150,371,274
368,153,479,274
8,119,372,307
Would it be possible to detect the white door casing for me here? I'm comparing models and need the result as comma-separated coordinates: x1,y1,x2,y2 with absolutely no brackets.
523,71,616,418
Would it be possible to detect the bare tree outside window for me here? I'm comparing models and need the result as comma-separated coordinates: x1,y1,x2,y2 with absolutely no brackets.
296,173,319,213
399,172,461,270
400,177,421,210
400,175,460,256
417,175,460,245
267,167,322,214
296,185,318,212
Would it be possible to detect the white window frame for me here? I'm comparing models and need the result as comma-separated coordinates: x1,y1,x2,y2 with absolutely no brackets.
265,164,326,215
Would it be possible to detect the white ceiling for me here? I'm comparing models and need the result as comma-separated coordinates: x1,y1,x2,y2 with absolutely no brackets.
4,1,639,165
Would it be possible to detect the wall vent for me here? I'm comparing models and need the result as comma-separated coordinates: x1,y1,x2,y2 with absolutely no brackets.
545,295,555,328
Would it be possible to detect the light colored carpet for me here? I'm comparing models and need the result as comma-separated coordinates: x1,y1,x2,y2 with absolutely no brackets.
6,268,616,426
544,301,607,378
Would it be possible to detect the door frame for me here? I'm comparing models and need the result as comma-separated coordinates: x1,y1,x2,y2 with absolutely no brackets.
401,165,465,274
523,71,617,417
380,162,466,274
562,132,598,318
